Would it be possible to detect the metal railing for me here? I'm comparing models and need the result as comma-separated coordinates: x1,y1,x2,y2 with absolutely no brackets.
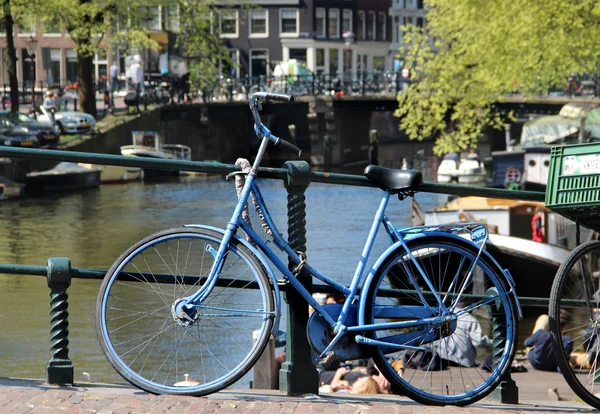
205,72,408,102
0,146,546,403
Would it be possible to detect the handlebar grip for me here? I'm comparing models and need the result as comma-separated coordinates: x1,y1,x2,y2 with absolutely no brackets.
252,92,294,103
265,93,294,103
278,138,302,159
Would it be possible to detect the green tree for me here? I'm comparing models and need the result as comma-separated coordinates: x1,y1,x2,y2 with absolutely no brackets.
174,1,240,99
1,0,40,113
40,0,231,116
396,0,600,155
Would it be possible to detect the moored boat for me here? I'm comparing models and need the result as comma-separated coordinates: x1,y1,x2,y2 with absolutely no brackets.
0,175,24,199
421,196,588,299
26,162,101,193
120,131,191,179
78,163,144,184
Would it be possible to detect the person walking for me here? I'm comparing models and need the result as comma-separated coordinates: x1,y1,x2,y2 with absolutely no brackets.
109,61,119,109
130,56,143,114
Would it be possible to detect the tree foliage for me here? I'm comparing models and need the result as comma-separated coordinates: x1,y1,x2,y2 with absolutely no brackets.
39,0,230,116
396,0,600,155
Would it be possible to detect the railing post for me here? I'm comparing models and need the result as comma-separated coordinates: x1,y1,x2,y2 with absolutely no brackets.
487,287,518,404
279,160,319,395
46,257,74,385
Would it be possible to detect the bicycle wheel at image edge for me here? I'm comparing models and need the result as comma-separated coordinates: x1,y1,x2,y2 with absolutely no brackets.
549,240,600,409
95,227,275,395
364,236,517,406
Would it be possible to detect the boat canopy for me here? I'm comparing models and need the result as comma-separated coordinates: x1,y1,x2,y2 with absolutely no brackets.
520,103,600,147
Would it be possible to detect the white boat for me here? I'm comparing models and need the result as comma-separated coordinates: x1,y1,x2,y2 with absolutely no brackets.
437,158,487,186
77,164,144,184
0,175,24,199
420,196,592,299
121,131,191,178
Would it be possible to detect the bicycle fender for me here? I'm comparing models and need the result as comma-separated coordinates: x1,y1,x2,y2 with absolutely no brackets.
183,224,282,336
358,232,521,326
406,231,522,319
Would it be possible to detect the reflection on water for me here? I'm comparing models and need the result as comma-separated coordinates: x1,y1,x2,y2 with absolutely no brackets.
0,176,539,386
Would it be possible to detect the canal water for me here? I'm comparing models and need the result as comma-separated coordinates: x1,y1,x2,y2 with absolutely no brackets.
0,176,542,386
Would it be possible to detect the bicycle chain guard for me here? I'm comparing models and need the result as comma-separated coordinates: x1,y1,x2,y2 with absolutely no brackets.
307,304,366,361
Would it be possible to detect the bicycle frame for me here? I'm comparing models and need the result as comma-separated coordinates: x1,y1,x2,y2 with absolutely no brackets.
179,96,518,360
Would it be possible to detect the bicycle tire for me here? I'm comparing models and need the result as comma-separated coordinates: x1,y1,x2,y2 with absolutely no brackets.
364,235,517,406
96,227,275,396
549,240,600,409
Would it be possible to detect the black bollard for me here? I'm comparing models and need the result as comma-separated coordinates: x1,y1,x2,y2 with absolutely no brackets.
323,134,332,169
369,129,379,165
487,287,519,404
46,257,74,385
279,161,319,395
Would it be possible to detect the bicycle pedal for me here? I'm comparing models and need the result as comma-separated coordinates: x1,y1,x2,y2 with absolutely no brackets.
317,351,336,365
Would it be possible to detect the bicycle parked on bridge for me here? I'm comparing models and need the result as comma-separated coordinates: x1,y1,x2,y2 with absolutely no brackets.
545,142,600,409
95,92,522,406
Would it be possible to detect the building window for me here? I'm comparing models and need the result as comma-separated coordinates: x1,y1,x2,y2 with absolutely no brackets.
66,48,78,83
315,48,325,74
43,48,60,85
140,7,160,31
17,15,36,35
249,9,268,37
42,19,61,35
328,9,339,38
342,9,352,32
221,49,239,78
315,8,325,37
329,49,339,74
417,0,424,8
367,11,375,40
250,49,269,77
1,49,8,84
220,11,238,38
393,16,400,43
378,13,386,41
164,6,180,32
21,49,35,86
280,8,298,36
357,10,365,40
373,56,385,72
416,17,424,28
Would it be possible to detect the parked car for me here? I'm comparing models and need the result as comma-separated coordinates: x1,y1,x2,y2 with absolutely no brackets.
0,117,39,147
0,110,60,148
37,103,96,134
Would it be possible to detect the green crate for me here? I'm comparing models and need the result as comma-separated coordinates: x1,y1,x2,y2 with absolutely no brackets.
546,142,600,230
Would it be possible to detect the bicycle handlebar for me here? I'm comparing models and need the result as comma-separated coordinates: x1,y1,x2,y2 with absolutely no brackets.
277,138,302,159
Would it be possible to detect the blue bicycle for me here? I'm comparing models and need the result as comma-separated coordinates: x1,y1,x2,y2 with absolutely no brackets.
96,92,521,406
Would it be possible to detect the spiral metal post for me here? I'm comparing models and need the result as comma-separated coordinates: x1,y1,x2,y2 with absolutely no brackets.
279,160,319,395
487,287,519,403
46,257,74,385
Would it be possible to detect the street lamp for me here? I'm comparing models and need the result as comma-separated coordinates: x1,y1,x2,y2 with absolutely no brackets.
342,31,354,83
25,35,38,118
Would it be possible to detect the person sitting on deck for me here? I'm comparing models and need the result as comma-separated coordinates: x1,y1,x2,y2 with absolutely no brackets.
319,359,392,394
524,310,573,371
436,301,493,368
569,308,600,370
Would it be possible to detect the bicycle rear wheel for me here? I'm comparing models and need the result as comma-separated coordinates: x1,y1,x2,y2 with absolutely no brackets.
364,236,517,406
549,240,600,409
96,227,275,395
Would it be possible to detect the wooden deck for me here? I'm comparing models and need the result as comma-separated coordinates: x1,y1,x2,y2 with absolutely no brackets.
397,361,587,403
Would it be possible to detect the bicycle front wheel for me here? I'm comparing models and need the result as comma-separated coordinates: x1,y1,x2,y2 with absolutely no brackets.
549,240,600,409
96,227,275,396
364,236,517,406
